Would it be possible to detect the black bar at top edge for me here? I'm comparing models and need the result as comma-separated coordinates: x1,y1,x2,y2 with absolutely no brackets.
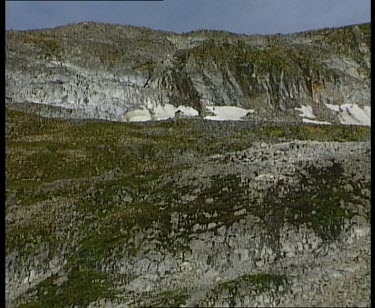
6,0,165,2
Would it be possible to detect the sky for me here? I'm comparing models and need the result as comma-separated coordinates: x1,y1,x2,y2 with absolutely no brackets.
6,0,371,35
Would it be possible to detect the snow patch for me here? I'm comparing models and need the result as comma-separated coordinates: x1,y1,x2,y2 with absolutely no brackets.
123,107,152,122
325,103,340,112
152,103,199,120
176,105,199,117
325,103,371,126
153,103,179,120
123,103,199,122
295,105,316,119
302,119,332,125
204,106,254,121
363,106,371,117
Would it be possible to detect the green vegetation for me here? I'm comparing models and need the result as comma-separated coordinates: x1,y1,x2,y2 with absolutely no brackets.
261,160,366,244
188,40,338,101
358,23,371,50
18,270,118,308
6,109,370,306
259,124,371,142
7,110,371,253
190,41,330,76
7,221,57,256
319,24,371,76
284,161,352,240
141,290,189,307
324,24,370,54
20,32,64,60
190,41,299,74
98,46,125,66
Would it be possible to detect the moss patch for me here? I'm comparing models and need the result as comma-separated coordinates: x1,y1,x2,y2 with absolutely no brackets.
141,290,189,307
263,160,357,242
18,270,117,308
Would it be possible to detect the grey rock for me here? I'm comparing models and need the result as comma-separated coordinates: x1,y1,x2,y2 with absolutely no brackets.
343,183,354,193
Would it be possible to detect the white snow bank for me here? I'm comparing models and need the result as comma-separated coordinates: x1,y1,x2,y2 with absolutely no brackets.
295,105,316,119
123,107,152,122
325,103,340,112
325,103,371,126
123,103,199,122
152,103,199,120
204,106,254,121
153,103,179,120
176,105,199,117
302,118,332,125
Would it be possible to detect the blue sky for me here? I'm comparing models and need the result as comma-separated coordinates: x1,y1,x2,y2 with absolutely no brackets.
6,0,371,35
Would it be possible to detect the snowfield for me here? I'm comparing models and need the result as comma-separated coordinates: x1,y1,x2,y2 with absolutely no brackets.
123,107,152,122
122,102,371,126
204,106,254,121
295,105,316,119
123,103,199,122
302,118,332,125
325,103,371,126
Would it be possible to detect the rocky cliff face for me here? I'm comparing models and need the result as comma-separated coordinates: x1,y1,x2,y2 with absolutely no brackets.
6,22,371,124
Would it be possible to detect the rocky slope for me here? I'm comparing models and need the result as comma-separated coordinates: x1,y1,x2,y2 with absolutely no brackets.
5,22,371,308
6,109,371,307
6,22,371,124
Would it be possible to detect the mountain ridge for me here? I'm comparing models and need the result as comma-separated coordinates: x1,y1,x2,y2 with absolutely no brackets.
7,20,370,37
6,22,371,124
